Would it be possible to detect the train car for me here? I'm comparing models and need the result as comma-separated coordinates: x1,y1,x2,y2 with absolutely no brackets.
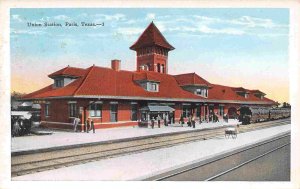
269,108,291,120
238,106,290,125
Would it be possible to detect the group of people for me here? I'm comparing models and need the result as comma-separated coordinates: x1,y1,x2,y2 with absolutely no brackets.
150,114,170,129
179,114,196,128
178,112,223,128
209,112,220,122
73,116,95,133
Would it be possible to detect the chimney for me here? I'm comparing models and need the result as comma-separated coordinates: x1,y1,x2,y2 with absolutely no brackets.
111,59,121,71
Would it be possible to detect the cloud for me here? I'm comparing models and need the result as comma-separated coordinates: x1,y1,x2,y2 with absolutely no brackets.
39,16,51,22
146,14,287,37
198,25,245,35
10,12,288,40
146,13,156,20
54,15,71,21
94,13,126,21
116,27,144,35
193,15,222,24
11,29,46,35
11,14,23,22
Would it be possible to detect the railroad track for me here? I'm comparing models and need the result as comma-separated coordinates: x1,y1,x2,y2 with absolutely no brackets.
11,118,290,177
149,132,290,181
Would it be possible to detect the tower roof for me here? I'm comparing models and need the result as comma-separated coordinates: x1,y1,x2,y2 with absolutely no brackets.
130,22,175,50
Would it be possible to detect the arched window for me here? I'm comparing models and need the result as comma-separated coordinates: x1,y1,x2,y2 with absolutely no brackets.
161,64,165,73
157,63,161,73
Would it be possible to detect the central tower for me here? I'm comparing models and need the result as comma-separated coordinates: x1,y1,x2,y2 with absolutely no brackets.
130,22,175,74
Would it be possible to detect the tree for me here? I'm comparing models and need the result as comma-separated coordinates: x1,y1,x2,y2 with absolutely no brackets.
11,91,27,103
281,102,291,108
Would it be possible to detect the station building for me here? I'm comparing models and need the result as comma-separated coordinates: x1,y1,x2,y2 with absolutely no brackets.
23,22,276,130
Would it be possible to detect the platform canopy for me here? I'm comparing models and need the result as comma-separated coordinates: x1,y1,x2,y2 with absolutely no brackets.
140,105,175,112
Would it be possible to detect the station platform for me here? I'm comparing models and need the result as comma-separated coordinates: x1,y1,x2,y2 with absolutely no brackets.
13,123,291,180
12,119,241,153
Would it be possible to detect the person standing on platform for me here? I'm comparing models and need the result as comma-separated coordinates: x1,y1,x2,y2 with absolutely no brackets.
166,113,169,126
86,118,90,133
180,114,184,127
157,114,161,128
90,119,95,133
215,112,219,122
188,115,191,127
151,117,155,129
73,116,80,132
192,114,195,128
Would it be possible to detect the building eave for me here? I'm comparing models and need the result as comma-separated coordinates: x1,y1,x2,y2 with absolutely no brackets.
24,95,275,105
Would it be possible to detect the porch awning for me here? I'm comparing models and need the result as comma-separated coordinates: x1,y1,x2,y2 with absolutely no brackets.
140,105,175,112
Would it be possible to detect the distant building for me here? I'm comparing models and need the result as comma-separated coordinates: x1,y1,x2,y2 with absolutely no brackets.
23,22,276,130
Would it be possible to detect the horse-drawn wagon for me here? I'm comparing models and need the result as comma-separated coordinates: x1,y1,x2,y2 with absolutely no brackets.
225,127,238,139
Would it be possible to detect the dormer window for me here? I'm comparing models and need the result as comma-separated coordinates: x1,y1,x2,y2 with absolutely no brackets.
54,79,64,88
233,88,250,99
135,79,160,92
252,90,266,100
147,82,159,92
195,88,208,98
236,92,249,98
52,76,78,88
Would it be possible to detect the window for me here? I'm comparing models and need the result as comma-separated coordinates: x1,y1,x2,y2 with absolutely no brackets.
45,104,50,116
182,105,191,118
219,106,224,116
195,89,202,95
245,93,249,98
131,104,138,121
54,79,64,88
196,106,201,117
195,88,208,98
110,104,118,122
157,63,161,73
147,82,159,92
89,103,102,117
140,64,149,71
69,103,77,117
151,83,157,91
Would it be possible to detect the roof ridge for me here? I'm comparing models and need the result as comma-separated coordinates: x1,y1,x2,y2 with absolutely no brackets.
62,66,70,75
129,22,153,50
130,22,174,50
194,73,210,85
73,66,95,96
173,72,195,76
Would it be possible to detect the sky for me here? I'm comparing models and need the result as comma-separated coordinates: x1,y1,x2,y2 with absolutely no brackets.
10,8,289,103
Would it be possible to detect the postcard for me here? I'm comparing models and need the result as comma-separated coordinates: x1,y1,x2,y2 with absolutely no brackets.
1,1,300,189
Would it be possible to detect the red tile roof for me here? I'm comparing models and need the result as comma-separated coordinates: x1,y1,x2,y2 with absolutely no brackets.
173,73,211,87
250,89,266,95
25,66,202,100
130,22,175,50
208,84,274,103
232,87,249,92
48,66,87,78
24,65,276,105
